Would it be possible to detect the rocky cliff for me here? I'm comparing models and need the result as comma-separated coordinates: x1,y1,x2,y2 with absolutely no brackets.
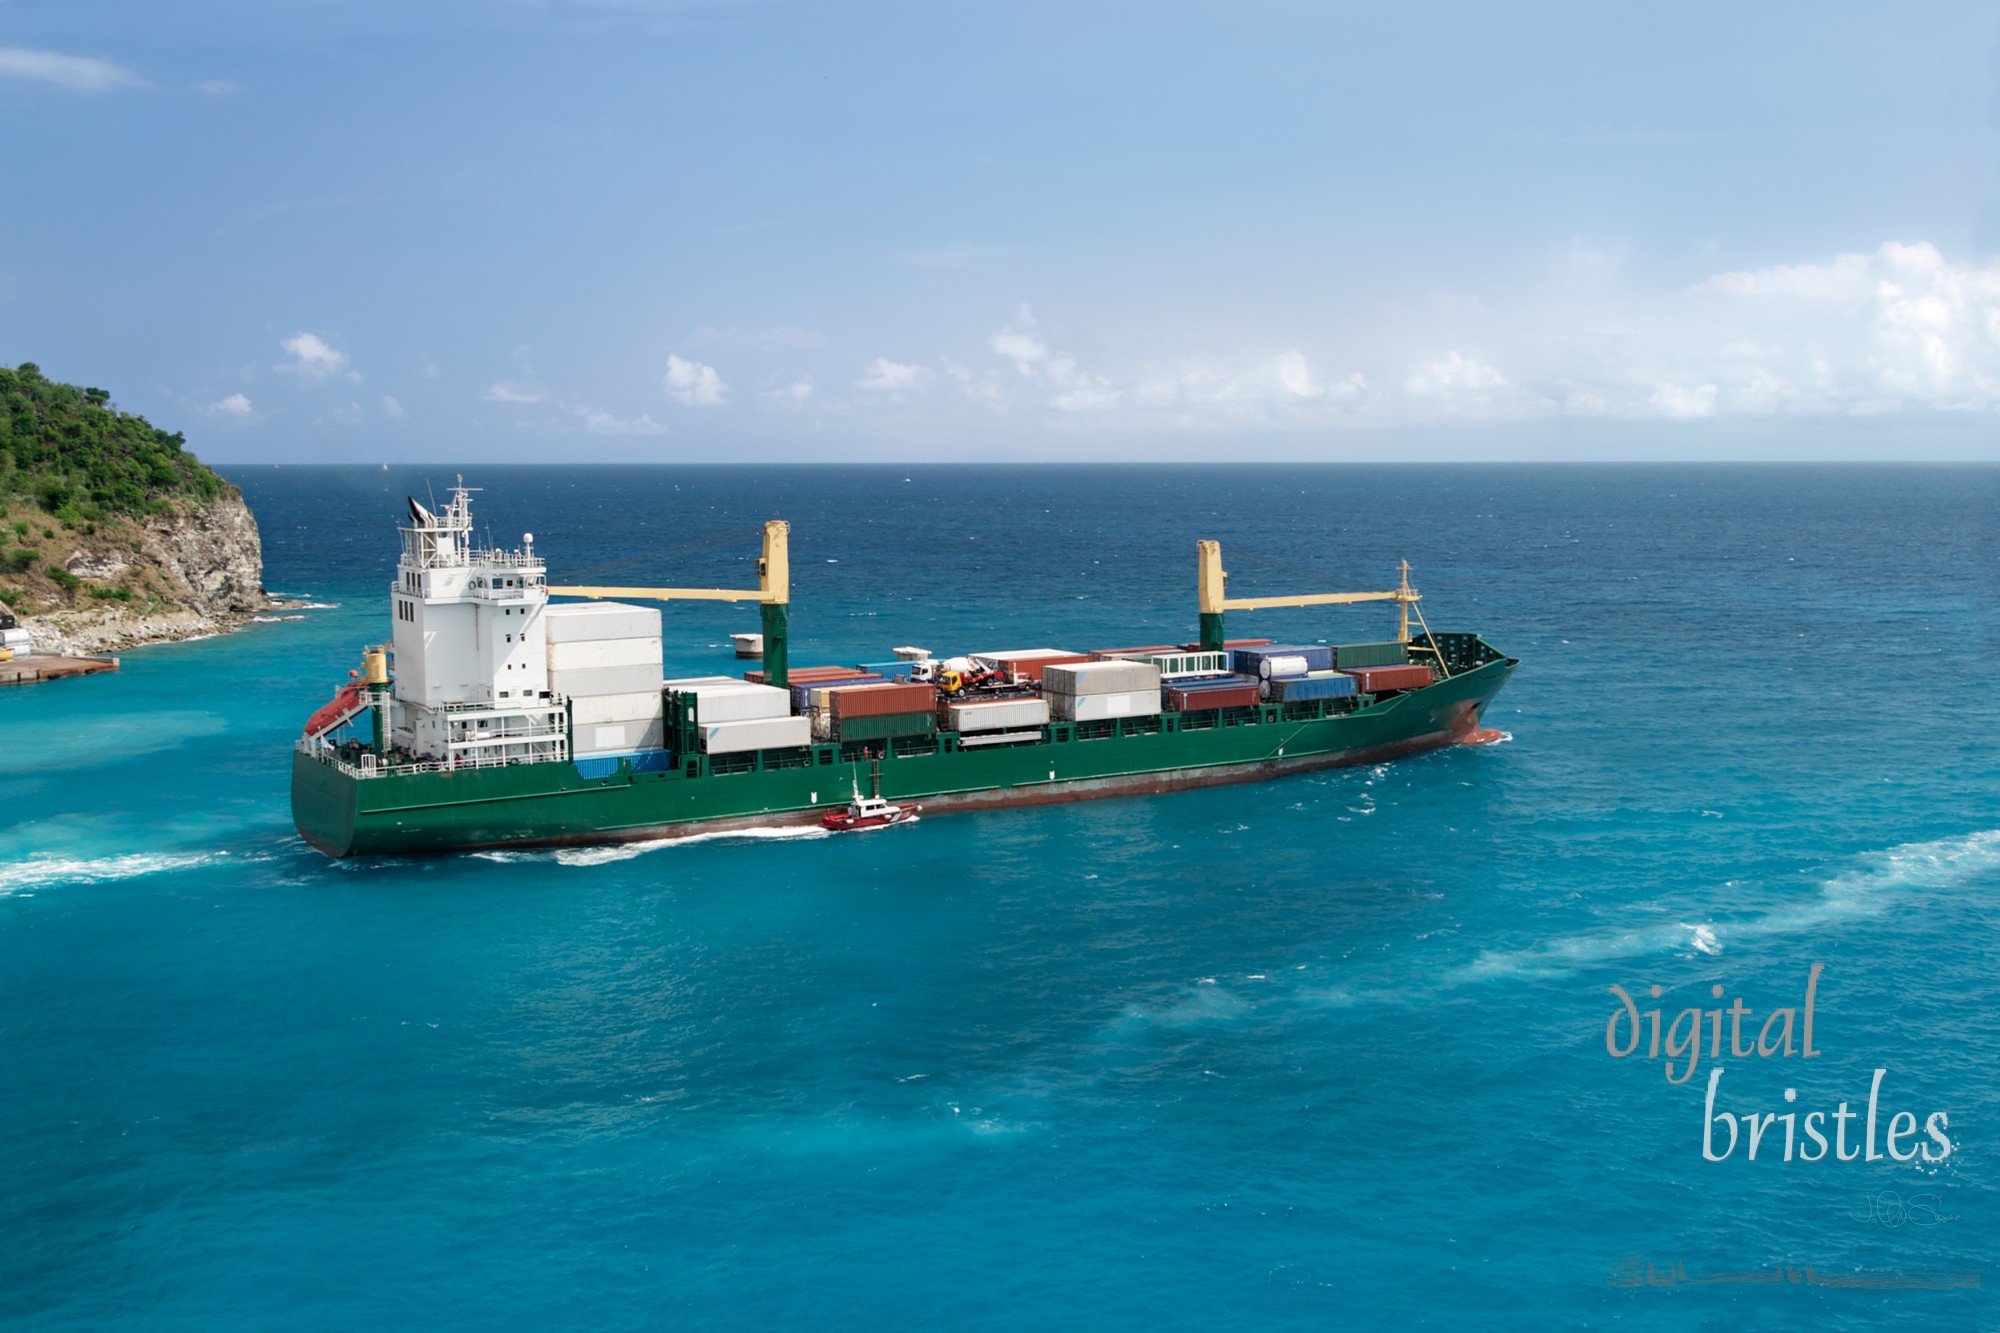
0,362,272,656
8,491,270,656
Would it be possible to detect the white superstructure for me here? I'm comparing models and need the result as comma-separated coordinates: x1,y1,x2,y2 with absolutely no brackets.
388,482,568,765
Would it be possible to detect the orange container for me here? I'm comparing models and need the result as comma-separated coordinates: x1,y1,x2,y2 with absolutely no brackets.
827,681,938,718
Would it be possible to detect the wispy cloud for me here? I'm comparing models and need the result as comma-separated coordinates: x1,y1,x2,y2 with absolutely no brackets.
855,358,928,393
208,393,252,416
765,377,814,404
0,47,144,92
663,354,727,407
194,79,240,96
381,395,406,419
278,332,359,382
482,381,547,404
575,406,667,436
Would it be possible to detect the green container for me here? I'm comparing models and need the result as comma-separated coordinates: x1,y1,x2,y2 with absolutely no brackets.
836,710,938,743
1331,641,1408,669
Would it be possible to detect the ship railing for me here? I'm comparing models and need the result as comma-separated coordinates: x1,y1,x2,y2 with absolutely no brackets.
295,735,568,779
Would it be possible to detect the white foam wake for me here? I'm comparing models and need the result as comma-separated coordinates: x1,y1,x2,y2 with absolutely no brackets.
0,851,226,896
1456,828,2000,983
469,824,832,867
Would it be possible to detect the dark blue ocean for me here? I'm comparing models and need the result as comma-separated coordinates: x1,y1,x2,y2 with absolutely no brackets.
3,464,1996,1330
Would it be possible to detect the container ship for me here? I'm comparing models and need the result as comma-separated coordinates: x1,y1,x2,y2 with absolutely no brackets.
291,482,1517,857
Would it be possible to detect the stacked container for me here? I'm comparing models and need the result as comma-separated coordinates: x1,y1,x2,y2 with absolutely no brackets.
1231,644,1335,679
1098,648,1231,678
1261,671,1360,703
1164,678,1262,711
970,649,1088,683
668,678,809,754
1339,663,1435,693
793,674,886,713
547,602,667,760
744,665,871,687
822,681,938,743
1040,660,1163,722
1330,642,1409,669
547,602,665,700
944,697,1050,733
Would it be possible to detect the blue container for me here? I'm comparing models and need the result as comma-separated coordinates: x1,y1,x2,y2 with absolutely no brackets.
791,675,886,710
1263,673,1359,703
1231,644,1333,677
573,749,676,779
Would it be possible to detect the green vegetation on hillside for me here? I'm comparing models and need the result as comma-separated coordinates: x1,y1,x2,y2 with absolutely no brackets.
0,363,237,614
1,362,227,528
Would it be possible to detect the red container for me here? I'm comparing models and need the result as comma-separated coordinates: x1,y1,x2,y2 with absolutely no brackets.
828,681,939,718
1087,645,1179,659
746,666,869,685
1341,663,1434,693
1177,638,1273,651
991,653,1089,683
1166,682,1261,711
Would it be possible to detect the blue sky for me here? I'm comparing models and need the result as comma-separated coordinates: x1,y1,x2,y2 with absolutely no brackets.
3,1,1998,461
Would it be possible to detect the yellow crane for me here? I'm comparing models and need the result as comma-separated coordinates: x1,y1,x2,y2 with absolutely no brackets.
1196,541,1446,673
548,520,795,688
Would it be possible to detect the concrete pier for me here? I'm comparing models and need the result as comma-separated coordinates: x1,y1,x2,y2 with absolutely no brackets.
0,654,119,685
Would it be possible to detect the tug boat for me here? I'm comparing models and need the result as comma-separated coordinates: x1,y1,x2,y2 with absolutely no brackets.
821,787,922,832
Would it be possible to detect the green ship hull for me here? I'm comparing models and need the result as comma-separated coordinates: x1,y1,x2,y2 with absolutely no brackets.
292,634,1515,858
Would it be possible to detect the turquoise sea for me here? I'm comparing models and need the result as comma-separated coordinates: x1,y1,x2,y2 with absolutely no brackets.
3,464,1996,1330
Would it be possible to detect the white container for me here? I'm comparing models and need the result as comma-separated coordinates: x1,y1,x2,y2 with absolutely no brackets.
547,636,662,672
731,632,764,659
891,645,931,661
548,663,663,698
947,698,1050,732
1053,689,1160,722
1107,649,1230,678
1257,654,1311,680
672,682,791,723
701,715,811,754
568,690,665,727
663,675,741,689
575,717,667,756
970,647,1076,662
545,602,663,644
1041,660,1161,696
0,628,32,650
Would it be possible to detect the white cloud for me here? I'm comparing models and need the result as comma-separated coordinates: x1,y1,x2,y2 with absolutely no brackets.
1667,241,2000,414
482,381,547,404
0,47,144,92
279,332,358,381
381,395,406,419
664,354,727,406
1647,383,1718,419
1050,386,1123,413
1404,352,1509,399
765,377,815,404
576,407,667,436
855,358,928,393
1277,351,1323,400
992,331,1048,371
194,79,240,96
208,393,252,416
